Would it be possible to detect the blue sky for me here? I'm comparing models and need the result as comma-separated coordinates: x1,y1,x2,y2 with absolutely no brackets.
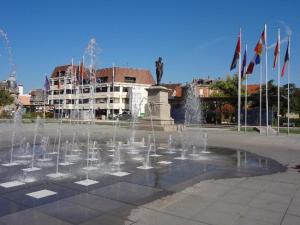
0,0,299,92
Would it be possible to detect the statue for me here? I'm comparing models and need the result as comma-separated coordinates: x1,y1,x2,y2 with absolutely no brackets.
155,57,163,85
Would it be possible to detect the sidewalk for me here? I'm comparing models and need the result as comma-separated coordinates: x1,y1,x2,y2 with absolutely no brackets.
127,130,300,225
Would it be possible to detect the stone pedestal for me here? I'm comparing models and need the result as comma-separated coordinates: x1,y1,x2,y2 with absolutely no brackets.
142,86,174,128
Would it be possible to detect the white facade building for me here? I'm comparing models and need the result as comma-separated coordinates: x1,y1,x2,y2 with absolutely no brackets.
48,65,155,119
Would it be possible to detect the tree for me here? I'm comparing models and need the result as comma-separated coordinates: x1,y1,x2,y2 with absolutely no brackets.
0,90,14,107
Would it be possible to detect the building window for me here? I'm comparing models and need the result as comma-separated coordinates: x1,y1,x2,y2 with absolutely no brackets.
97,77,108,83
110,86,120,92
96,87,107,92
122,98,129,104
83,88,90,93
95,98,107,103
124,76,136,83
123,87,129,92
66,89,72,94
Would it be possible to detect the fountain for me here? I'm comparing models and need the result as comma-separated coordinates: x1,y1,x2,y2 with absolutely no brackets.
166,134,176,154
59,140,74,166
2,107,23,166
22,117,43,172
36,136,52,162
137,144,153,170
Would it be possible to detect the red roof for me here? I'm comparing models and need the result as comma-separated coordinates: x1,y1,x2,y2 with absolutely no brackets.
161,83,182,97
50,64,89,79
247,84,260,94
96,67,155,85
18,95,31,106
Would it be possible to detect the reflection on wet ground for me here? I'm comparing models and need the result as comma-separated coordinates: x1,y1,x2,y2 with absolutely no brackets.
0,145,286,225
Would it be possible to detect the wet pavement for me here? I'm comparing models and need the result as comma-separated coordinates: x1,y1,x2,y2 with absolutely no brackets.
0,141,286,225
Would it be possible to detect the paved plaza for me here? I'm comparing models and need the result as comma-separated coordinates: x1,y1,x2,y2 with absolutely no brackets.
0,124,299,225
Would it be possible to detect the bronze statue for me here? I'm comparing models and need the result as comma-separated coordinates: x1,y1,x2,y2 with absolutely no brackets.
155,57,163,85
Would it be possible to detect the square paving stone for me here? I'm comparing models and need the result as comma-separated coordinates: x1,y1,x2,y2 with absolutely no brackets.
65,193,136,218
90,182,164,205
0,208,72,225
37,199,100,225
3,183,80,208
79,214,134,225
0,197,25,217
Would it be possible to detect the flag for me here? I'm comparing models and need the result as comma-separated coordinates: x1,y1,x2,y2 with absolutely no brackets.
245,28,265,74
241,48,247,77
281,40,290,77
230,35,241,70
254,30,265,65
44,76,50,91
273,39,279,68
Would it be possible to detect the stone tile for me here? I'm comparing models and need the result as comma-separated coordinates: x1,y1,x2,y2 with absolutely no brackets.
287,200,300,217
265,181,299,197
0,208,72,225
192,209,240,225
3,183,80,208
233,216,278,225
281,214,300,225
37,199,100,225
151,194,215,219
187,182,231,198
212,177,245,187
205,201,248,217
249,192,291,213
79,214,133,225
236,177,271,191
90,182,163,205
128,207,206,225
0,197,24,217
240,206,284,225
65,193,135,218
220,187,260,205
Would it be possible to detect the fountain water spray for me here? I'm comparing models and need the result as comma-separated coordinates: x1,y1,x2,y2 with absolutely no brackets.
22,117,43,172
2,107,23,166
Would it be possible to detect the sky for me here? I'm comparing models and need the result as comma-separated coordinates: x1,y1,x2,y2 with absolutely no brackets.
0,0,299,92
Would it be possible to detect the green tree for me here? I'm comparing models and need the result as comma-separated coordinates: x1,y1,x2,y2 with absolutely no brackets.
0,90,14,107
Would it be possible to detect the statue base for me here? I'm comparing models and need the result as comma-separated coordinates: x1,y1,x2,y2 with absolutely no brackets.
139,86,175,131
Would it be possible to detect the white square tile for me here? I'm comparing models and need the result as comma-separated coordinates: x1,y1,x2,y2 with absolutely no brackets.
46,172,68,179
137,166,153,170
22,167,41,172
75,179,99,186
59,162,73,166
26,189,57,199
1,162,19,167
157,161,173,165
0,181,25,188
110,171,131,177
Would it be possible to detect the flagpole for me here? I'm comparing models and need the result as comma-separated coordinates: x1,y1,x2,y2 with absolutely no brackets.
238,28,242,133
43,74,46,120
277,29,281,135
71,58,74,121
260,63,262,134
265,24,269,136
245,45,248,133
81,56,84,121
287,35,291,135
58,72,61,119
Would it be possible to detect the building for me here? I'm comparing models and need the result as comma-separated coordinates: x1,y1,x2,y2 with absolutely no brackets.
48,65,155,119
29,89,47,112
193,77,218,97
